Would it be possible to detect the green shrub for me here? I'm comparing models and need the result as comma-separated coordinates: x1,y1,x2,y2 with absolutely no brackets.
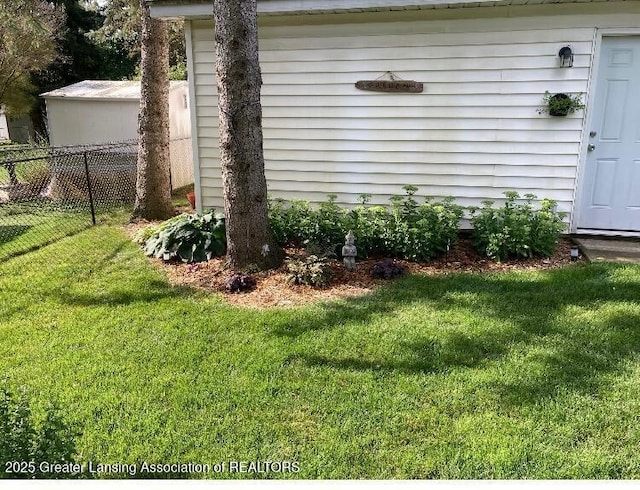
348,194,393,257
143,211,226,263
268,198,317,246
470,191,566,261
0,384,78,479
269,188,463,262
314,194,349,252
286,255,333,287
386,186,464,261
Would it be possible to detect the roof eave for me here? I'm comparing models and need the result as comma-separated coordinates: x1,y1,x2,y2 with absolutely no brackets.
147,0,521,19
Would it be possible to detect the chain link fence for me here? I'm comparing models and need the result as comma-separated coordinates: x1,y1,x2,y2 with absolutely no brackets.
0,139,195,262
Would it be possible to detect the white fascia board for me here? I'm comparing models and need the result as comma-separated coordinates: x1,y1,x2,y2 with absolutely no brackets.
258,0,495,13
149,0,503,19
150,3,213,19
41,95,139,102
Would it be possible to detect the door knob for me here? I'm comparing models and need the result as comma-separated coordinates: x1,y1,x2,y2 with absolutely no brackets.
588,144,596,151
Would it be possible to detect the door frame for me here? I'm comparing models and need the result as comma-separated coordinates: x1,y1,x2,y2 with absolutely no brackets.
573,28,640,237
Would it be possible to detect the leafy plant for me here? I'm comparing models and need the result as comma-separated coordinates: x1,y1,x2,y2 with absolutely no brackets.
269,188,463,262
540,91,585,116
268,197,317,246
371,259,405,280
225,273,257,293
286,255,333,287
0,383,78,479
132,224,159,245
143,211,226,263
470,191,566,261
386,188,463,261
347,194,391,257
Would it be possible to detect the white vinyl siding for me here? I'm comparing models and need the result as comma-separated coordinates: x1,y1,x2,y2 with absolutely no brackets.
188,3,640,222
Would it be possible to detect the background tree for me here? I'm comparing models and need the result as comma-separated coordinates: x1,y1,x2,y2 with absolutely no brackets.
0,0,65,116
35,0,137,95
131,0,174,220
214,0,282,269
90,0,186,80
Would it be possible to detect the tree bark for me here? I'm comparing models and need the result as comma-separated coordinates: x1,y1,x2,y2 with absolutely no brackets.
214,0,282,270
132,0,174,220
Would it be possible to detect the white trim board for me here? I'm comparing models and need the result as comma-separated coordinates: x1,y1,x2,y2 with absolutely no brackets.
185,21,204,214
149,0,605,19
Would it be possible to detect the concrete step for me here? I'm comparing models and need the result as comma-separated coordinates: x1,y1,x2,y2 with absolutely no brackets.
574,238,640,264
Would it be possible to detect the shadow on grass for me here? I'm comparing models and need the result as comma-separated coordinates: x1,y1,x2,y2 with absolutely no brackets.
0,224,32,244
56,279,196,307
274,263,640,405
50,240,196,307
0,222,92,263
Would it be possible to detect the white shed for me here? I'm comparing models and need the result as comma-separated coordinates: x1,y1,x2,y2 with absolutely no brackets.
41,80,194,189
150,0,640,236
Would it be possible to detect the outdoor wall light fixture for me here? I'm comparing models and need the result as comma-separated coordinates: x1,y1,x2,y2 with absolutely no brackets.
570,245,580,261
558,46,574,68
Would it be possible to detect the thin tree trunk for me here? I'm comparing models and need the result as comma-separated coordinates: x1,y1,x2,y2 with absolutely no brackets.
214,0,282,270
132,0,174,220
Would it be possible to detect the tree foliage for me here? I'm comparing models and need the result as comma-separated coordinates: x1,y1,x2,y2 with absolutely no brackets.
90,0,186,79
35,0,138,95
0,0,66,116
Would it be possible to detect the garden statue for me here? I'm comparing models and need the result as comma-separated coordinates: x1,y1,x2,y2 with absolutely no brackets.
342,230,357,271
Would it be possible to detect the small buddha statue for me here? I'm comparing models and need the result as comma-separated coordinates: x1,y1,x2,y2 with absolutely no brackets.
342,230,357,271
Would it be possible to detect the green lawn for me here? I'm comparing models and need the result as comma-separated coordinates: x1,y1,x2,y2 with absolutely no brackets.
0,201,131,261
1,226,640,479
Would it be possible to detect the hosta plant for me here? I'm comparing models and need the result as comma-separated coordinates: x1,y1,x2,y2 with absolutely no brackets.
143,211,226,263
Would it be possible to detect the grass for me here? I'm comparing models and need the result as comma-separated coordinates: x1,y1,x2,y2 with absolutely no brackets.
1,226,640,479
0,186,191,262
0,201,130,261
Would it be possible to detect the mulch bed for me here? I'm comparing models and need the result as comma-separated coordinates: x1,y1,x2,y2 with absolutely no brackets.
126,222,580,308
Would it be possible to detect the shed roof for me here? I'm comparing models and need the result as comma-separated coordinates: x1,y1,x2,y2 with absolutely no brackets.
41,80,188,101
148,0,613,19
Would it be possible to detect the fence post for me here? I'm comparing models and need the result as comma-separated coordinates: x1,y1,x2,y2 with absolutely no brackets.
83,151,97,225
7,163,18,186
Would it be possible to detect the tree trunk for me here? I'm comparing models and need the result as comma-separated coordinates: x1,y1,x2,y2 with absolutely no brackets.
132,0,174,220
213,0,282,270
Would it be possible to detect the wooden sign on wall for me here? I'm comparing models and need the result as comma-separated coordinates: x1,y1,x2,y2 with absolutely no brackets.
355,80,423,93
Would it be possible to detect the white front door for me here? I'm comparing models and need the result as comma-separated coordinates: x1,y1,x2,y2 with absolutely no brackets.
578,36,640,232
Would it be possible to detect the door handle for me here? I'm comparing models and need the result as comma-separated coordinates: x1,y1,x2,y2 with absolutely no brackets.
588,144,596,151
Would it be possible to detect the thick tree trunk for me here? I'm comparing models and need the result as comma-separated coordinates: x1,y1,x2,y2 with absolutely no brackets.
132,0,174,220
214,0,282,270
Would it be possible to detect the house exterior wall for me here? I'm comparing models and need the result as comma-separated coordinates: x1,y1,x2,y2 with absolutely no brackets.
187,2,640,228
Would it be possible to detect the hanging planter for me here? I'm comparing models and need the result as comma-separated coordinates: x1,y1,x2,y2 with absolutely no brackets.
540,91,585,117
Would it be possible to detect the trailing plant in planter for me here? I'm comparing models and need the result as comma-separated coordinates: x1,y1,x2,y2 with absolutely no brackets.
540,91,585,117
